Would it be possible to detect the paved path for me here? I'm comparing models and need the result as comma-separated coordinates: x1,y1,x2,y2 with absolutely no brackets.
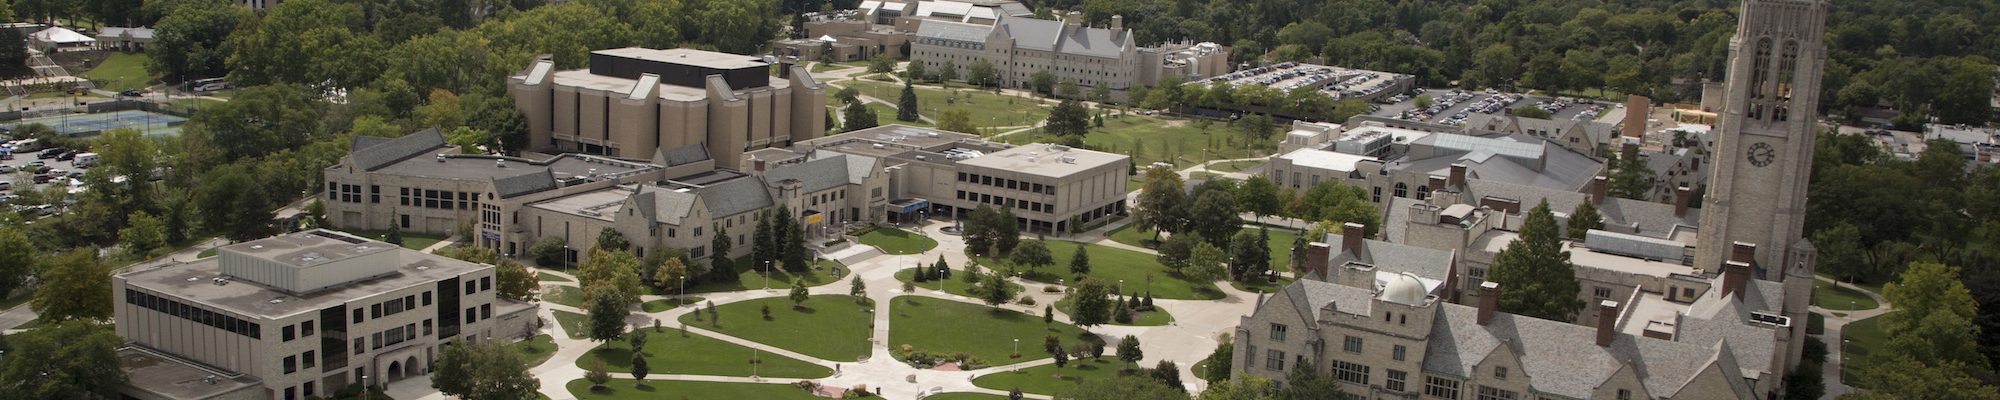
1809,276,1893,399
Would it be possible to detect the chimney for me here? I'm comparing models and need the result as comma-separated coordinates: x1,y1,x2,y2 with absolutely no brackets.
1111,15,1123,30
1341,223,1365,255
1305,242,1331,280
777,61,792,79
1596,300,1621,347
1427,176,1446,194
1063,11,1082,27
1448,163,1467,188
1477,281,1499,325
1673,185,1692,217
1722,261,1751,301
1588,176,1607,203
1622,95,1650,139
1731,241,1758,265
1621,140,1639,162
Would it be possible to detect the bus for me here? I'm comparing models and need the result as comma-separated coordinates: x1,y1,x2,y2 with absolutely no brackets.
191,78,228,93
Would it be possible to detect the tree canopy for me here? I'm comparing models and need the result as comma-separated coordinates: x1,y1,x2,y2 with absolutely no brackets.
1487,200,1585,322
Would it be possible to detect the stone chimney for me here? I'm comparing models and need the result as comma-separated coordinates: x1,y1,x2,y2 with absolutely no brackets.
1673,185,1692,217
1341,223,1365,255
1721,241,1757,301
1588,176,1607,203
1596,300,1621,347
1621,140,1639,162
1731,241,1758,265
1063,11,1082,31
1428,176,1446,193
1477,281,1499,325
777,61,793,79
1448,163,1467,188
1111,15,1123,30
1622,95,1650,139
1306,242,1331,280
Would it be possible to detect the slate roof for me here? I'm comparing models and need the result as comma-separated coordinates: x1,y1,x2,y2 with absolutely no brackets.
1380,197,1425,243
992,15,1129,58
1459,179,1696,238
491,170,557,198
764,154,859,194
655,142,712,167
1324,231,1455,281
1272,277,1375,322
698,176,774,218
915,20,992,43
1423,299,1728,398
350,128,446,171
631,185,701,225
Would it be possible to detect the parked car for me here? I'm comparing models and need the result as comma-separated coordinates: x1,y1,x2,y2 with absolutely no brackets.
119,89,144,97
37,148,63,159
54,151,75,161
0,165,13,174
32,174,55,184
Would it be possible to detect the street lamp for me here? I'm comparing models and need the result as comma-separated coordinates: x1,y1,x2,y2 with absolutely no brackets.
361,375,370,400
764,260,773,290
1013,338,1020,356
679,276,687,306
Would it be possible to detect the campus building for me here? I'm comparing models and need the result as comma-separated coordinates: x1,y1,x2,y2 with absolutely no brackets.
909,13,1226,94
509,47,827,167
114,229,536,400
1268,120,1606,209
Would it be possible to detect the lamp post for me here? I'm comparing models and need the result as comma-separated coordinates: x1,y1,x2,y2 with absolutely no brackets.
1013,339,1020,356
764,260,773,290
361,375,370,400
678,275,686,306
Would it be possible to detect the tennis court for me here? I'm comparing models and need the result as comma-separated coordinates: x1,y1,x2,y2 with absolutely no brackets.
2,109,187,137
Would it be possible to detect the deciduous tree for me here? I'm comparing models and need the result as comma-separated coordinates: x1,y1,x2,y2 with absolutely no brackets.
32,249,113,321
432,338,540,400
0,320,126,400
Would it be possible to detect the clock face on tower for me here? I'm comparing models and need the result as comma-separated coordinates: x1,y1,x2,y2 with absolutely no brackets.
1747,142,1776,167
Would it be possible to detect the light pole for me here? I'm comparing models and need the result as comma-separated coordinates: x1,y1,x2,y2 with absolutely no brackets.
361,375,370,400
763,260,773,290
1013,338,1020,356
678,275,686,306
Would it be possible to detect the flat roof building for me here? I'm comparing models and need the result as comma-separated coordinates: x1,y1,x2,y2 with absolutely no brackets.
115,230,535,400
510,47,827,167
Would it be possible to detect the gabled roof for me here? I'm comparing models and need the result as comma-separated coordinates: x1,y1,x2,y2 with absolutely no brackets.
698,177,774,218
630,185,701,225
349,128,447,171
1324,231,1454,281
764,154,859,194
915,20,993,43
654,142,712,167
1423,300,1724,399
490,169,557,198
1459,179,1696,238
991,15,1129,59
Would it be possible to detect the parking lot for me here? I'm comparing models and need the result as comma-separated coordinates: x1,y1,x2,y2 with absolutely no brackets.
0,142,95,211
1197,62,1413,102
1369,88,1617,127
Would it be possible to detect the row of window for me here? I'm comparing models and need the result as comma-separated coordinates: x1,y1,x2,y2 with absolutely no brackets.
353,320,427,355
809,189,848,206
125,289,261,339
327,183,368,204
957,172,1057,195
957,190,1054,213
281,350,317,374
282,381,317,400
353,291,434,326
404,188,479,210
280,320,316,342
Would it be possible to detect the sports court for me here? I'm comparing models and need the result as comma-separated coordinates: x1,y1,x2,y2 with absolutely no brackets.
2,109,187,137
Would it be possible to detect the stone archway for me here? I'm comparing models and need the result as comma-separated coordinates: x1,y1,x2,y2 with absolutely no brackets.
386,361,404,381
405,355,423,377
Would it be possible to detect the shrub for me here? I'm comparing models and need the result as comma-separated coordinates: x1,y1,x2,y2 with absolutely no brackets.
1017,296,1036,306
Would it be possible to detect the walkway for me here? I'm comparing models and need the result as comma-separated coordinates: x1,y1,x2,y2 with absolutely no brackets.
1809,276,1893,399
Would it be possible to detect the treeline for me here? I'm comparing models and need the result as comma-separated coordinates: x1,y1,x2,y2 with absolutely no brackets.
1053,0,1994,125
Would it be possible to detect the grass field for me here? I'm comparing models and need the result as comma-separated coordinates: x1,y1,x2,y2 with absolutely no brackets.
577,330,833,379
1813,279,1879,311
976,240,1222,300
1106,225,1302,272
544,286,586,308
858,228,939,254
1841,312,1890,383
867,102,933,127
538,272,571,282
923,393,1010,400
511,334,559,367
972,358,1129,395
1204,160,1265,173
842,81,1050,129
894,267,1024,299
565,379,823,399
342,229,444,250
683,259,845,293
1053,295,1173,326
1000,115,1265,169
641,297,703,313
80,53,152,92
676,295,874,361
889,296,1097,367
553,310,588,339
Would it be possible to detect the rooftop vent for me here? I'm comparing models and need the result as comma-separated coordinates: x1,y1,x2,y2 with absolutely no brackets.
873,143,886,149
267,299,284,304
436,154,446,162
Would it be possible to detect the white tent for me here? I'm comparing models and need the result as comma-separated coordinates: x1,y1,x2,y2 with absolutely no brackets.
30,27,95,48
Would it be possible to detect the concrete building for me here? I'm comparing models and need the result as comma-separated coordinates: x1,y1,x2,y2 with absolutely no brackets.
115,230,536,400
1267,120,1605,208
95,27,156,52
911,13,1226,94
509,47,827,167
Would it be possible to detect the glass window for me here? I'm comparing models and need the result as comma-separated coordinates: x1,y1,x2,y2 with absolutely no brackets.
1387,370,1407,392
1269,323,1287,341
1393,344,1407,361
1264,349,1285,371
282,326,296,341
1425,376,1461,400
1476,386,1518,400
1344,336,1363,353
1495,367,1508,379
303,351,316,368
283,356,297,374
302,321,315,337
1331,360,1370,384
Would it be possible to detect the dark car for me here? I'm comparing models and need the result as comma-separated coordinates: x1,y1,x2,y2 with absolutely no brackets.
31,174,54,184
37,148,62,159
54,151,75,161
119,90,144,97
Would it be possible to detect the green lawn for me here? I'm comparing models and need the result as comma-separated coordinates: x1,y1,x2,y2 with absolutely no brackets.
894,267,1024,299
843,80,1050,129
1053,295,1173,326
197,248,217,258
641,297,704,313
976,240,1222,300
341,229,445,250
889,296,1098,367
867,102,933,127
857,228,939,255
538,272,572,282
544,286,585,308
1205,160,1264,173
972,358,1130,395
79,53,152,92
1105,225,1301,272
1231,275,1295,294
1000,115,1266,168
577,330,833,379
923,393,1011,400
553,310,588,339
511,334,559,367
683,258,845,293
1841,312,1890,384
565,379,823,400
676,295,874,362
1813,279,1879,311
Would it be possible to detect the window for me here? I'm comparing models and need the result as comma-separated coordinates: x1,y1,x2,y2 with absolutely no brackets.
1394,182,1408,198
1468,267,1486,286
1327,359,1369,383
1269,323,1287,341
465,281,476,295
1343,335,1363,353
1425,376,1461,399
1387,370,1407,392
1617,389,1632,400
1392,344,1407,361
1594,287,1613,299
371,304,381,319
353,338,365,355
423,319,433,336
422,291,432,306
302,321,315,337
480,277,492,292
283,325,296,341
304,382,315,397
1264,349,1285,371
283,355,297,374
465,308,477,323
480,304,492,319
1476,386,1518,400
1494,367,1508,380
303,351,316,368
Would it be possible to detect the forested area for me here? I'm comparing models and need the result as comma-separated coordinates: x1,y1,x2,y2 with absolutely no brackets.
1052,0,1994,125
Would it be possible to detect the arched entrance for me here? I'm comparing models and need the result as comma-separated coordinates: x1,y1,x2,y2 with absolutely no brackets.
405,355,422,377
386,361,403,381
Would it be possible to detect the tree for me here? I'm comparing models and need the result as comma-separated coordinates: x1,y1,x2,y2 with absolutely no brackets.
850,277,867,299
0,28,28,79
1567,201,1604,240
1607,155,1656,200
937,109,978,134
119,211,168,256
224,0,384,88
1059,80,1082,99
1236,113,1275,143
1278,361,1345,400
584,358,612,390
530,237,568,267
0,320,125,400
993,206,1021,255
194,166,275,241
754,211,777,270
1287,233,1308,278
1010,241,1055,272
432,338,541,400
1136,168,1189,240
576,249,644,304
1030,71,1057,96
0,228,34,301
1045,304,1055,324
868,56,895,73
497,258,540,302
1228,230,1271,281
385,221,406,245
897,83,921,122
1054,347,1070,370
585,284,630,344
779,212,809,273
1488,200,1586,322
710,222,733,266
630,349,651,384
1236,176,1281,219
789,279,810,309
965,205,1002,256
32,249,113,321
1152,360,1186,393
1071,280,1114,327
1069,245,1091,277
905,61,927,82
1114,300,1133,324
1188,190,1241,246
1055,375,1187,400
184,84,327,162
1185,242,1229,283
597,227,629,251
1045,99,1092,137
981,273,1013,307
968,60,997,87
1812,223,1865,281
1295,182,1377,235
1117,335,1144,369
938,60,959,81
1157,234,1199,272
841,100,879,132
148,1,246,80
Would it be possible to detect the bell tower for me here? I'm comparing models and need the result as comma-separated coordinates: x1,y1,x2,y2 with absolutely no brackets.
1693,0,1826,281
